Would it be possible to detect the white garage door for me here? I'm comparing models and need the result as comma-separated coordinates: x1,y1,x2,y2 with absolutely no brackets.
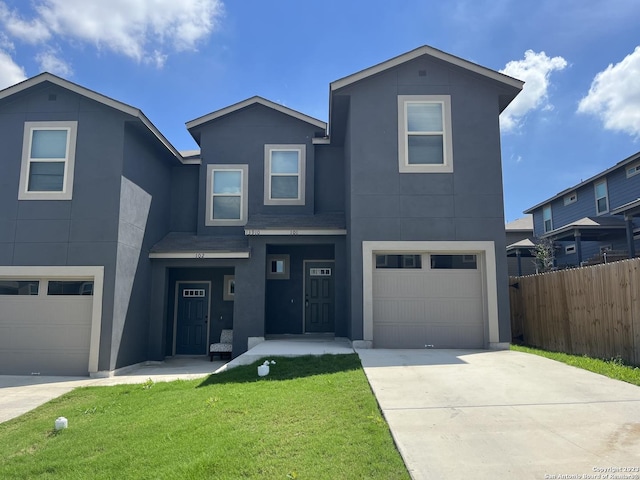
0,279,94,376
373,253,485,348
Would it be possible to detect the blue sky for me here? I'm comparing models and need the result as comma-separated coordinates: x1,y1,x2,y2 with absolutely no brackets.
1,0,639,222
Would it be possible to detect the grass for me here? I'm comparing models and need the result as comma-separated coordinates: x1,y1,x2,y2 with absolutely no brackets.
511,344,640,386
0,354,409,480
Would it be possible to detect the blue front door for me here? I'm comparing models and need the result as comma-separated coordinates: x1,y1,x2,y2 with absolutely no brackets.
176,283,209,355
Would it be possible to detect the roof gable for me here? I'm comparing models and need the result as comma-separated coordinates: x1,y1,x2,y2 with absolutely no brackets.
330,45,524,92
0,72,184,163
186,96,327,131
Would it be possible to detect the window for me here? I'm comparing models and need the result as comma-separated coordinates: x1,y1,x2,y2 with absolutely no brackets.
264,145,306,205
19,121,78,200
565,244,576,254
398,95,453,173
375,254,422,269
266,254,290,279
47,281,93,295
543,204,553,233
430,254,477,269
0,280,39,295
223,275,235,301
594,180,609,214
627,163,640,178
564,192,577,205
205,164,248,226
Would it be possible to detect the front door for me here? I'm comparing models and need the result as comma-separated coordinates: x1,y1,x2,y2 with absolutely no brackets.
304,262,334,333
175,282,210,354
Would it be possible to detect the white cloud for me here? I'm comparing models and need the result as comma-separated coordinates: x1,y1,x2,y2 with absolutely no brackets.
36,49,72,77
0,49,26,89
0,0,224,66
499,50,568,132
577,46,640,138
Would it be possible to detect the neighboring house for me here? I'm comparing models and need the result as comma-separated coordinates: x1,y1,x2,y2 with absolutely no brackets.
0,45,523,376
524,151,640,268
505,216,536,276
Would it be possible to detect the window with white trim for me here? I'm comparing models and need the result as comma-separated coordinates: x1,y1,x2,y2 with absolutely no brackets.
563,192,577,205
266,254,290,279
565,244,576,254
19,121,78,200
264,145,305,205
223,275,235,301
543,204,553,233
205,164,248,226
594,180,609,215
398,95,453,173
626,163,640,178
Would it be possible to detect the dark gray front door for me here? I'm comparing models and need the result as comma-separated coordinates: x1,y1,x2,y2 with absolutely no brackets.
304,262,334,333
176,283,209,354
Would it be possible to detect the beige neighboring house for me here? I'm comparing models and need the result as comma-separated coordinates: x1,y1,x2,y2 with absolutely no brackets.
506,215,536,277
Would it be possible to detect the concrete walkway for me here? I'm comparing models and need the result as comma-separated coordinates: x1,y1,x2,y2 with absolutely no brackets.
357,348,640,480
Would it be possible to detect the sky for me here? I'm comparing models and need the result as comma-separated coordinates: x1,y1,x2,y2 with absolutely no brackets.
0,0,639,223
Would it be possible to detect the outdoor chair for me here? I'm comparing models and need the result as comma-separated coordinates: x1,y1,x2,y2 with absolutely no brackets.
209,329,233,361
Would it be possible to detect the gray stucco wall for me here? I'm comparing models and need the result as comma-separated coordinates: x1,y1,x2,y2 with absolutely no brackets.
0,83,132,371
334,56,513,343
191,104,325,235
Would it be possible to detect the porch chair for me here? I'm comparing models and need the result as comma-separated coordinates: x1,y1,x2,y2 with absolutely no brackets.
209,329,233,361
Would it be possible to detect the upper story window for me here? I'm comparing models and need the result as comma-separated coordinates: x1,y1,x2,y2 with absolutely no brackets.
398,95,453,173
264,145,306,205
19,121,77,200
205,164,248,226
563,191,577,205
594,180,609,215
543,204,553,233
626,163,640,178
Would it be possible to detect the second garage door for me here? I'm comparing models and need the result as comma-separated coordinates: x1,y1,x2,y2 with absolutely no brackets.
373,253,485,348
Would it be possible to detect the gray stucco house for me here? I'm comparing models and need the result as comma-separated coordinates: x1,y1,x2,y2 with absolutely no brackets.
0,45,522,376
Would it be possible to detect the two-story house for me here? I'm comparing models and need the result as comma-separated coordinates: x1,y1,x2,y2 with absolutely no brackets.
524,151,640,268
0,45,522,376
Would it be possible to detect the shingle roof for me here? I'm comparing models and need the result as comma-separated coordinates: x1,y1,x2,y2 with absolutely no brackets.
150,233,249,253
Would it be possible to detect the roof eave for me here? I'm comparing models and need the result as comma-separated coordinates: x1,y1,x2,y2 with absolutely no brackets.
0,73,185,164
330,45,524,92
186,96,327,131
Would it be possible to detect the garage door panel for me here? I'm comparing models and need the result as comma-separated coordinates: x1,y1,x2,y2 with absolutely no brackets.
373,253,485,349
0,286,93,376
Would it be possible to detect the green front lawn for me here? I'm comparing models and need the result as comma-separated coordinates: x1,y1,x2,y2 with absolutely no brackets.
0,354,409,480
511,344,640,386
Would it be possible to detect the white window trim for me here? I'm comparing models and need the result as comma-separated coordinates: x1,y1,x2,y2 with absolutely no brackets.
565,244,576,254
205,164,248,226
563,191,577,206
223,275,235,301
19,121,78,200
626,163,640,178
398,95,453,173
543,204,553,233
266,254,290,279
594,179,609,215
264,144,306,205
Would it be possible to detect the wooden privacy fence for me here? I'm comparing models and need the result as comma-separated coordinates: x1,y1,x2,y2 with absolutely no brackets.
509,257,640,365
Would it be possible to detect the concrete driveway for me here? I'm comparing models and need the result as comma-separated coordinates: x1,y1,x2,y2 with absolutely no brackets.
357,349,640,480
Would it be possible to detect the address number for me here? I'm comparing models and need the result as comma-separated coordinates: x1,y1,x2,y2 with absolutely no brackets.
246,230,261,236
195,253,205,259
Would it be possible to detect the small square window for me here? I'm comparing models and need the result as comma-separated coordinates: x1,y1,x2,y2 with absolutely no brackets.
223,275,235,301
266,254,290,279
563,192,577,206
627,163,640,178
565,244,576,254
19,121,78,200
264,145,306,205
